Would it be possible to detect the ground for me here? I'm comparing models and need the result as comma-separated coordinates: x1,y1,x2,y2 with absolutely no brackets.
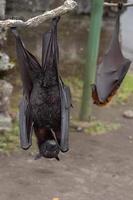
0,99,133,200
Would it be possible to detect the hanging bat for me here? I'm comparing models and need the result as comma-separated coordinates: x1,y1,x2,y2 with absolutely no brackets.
11,17,71,160
92,4,131,106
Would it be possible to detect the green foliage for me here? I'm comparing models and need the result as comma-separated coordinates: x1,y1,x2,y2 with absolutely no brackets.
71,120,120,135
64,77,83,102
85,120,120,135
0,122,19,154
114,74,133,104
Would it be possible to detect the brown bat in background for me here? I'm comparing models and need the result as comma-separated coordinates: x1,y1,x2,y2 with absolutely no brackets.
11,17,71,160
92,4,131,106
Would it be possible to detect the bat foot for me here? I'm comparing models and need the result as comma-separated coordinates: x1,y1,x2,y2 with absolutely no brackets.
55,156,60,161
34,153,42,160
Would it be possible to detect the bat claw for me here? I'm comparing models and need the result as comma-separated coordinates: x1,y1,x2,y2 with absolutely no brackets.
34,153,42,160
55,156,60,161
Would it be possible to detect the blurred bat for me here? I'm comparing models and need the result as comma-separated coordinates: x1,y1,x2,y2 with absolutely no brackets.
12,17,71,160
92,4,131,106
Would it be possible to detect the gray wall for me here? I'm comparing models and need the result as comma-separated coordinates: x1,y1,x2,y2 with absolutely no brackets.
76,0,91,14
6,0,91,16
0,0,6,19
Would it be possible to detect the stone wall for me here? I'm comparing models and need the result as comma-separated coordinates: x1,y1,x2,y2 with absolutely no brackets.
0,0,6,19
4,0,128,18
0,80,13,132
6,0,91,17
6,0,55,13
76,0,91,14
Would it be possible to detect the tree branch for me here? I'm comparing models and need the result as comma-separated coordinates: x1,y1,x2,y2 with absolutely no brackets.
104,2,133,8
0,0,77,28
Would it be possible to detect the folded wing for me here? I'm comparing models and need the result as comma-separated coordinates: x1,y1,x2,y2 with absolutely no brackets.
92,7,131,106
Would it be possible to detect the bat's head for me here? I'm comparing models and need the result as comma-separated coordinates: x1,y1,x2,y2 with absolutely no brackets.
39,140,60,160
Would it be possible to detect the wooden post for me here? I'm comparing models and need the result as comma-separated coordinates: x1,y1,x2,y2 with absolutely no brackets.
79,0,104,121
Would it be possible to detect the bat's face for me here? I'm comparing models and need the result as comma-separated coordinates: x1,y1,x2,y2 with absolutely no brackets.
39,140,60,159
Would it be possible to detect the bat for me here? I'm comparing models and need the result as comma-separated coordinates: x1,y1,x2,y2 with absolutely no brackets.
11,17,71,160
92,4,131,106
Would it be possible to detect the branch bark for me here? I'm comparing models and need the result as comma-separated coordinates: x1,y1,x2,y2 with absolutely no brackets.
104,2,133,8
0,0,77,28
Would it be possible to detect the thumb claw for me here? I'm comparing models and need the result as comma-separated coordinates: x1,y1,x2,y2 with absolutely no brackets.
34,153,42,160
56,156,60,161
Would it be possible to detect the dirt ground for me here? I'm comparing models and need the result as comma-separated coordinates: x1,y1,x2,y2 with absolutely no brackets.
0,101,133,200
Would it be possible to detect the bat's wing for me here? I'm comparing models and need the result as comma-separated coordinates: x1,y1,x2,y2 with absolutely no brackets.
42,17,71,152
42,27,53,69
92,7,131,106
60,80,71,152
53,17,71,152
19,97,33,149
11,28,41,149
11,27,41,100
42,17,60,71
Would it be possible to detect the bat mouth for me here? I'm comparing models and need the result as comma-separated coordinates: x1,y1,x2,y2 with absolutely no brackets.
39,140,60,159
